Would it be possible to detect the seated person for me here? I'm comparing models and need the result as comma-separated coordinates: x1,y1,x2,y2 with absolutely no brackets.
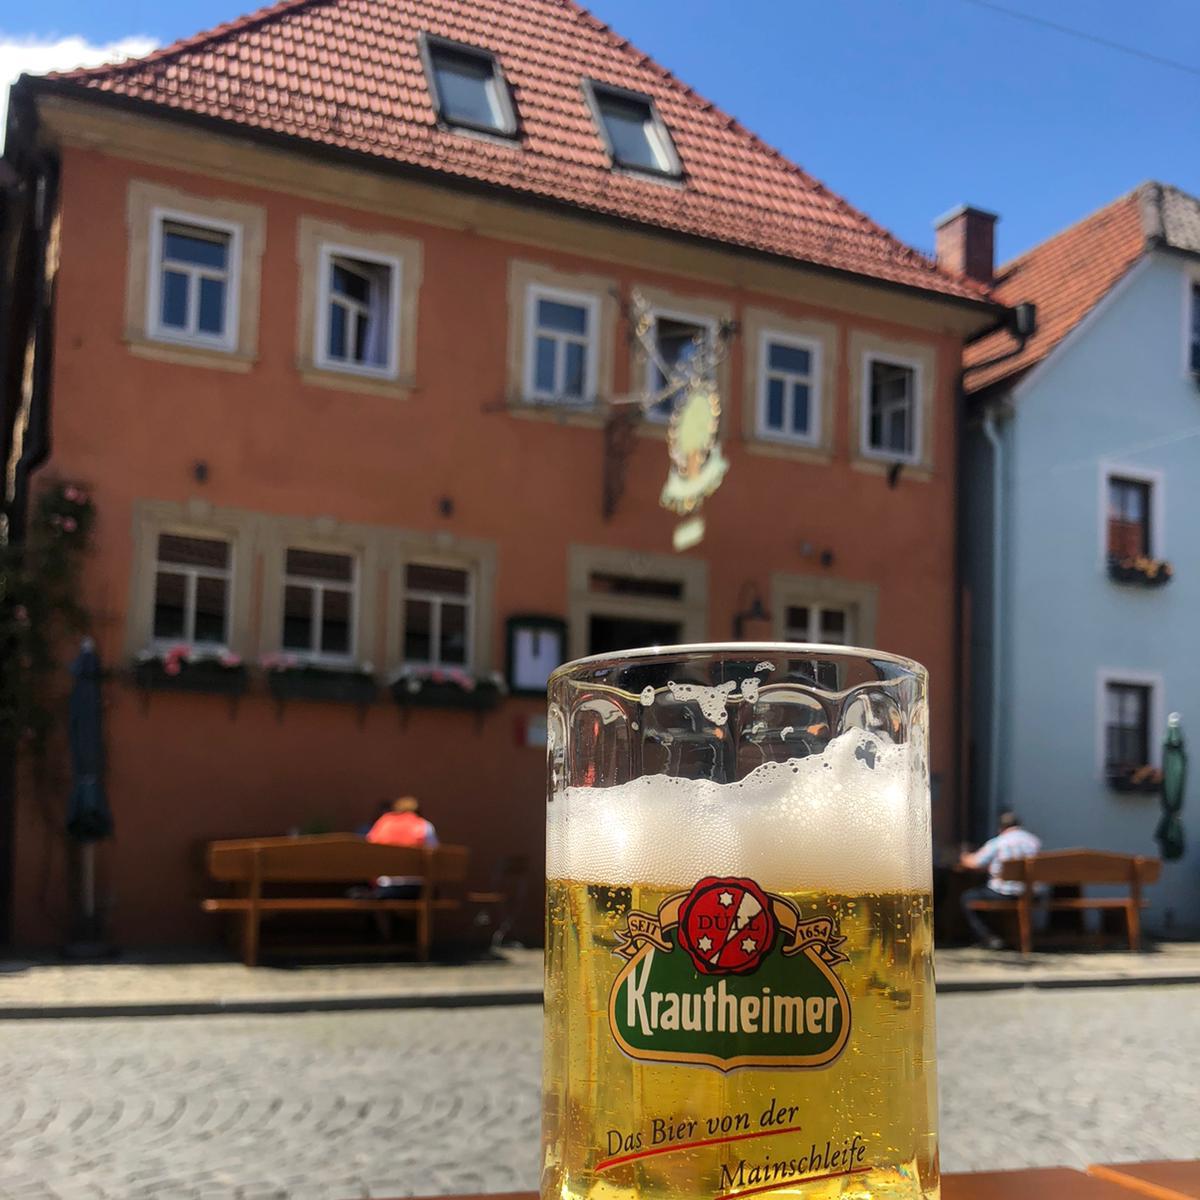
959,810,1042,949
365,796,438,899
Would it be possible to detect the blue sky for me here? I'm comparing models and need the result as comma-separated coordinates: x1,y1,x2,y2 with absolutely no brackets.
2,0,1198,263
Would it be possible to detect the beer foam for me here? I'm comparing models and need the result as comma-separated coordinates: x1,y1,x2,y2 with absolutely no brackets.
547,728,930,893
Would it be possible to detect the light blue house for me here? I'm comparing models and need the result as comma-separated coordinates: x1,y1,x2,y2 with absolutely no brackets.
959,183,1200,935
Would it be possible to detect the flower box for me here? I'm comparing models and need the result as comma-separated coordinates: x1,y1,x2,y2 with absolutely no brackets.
1107,765,1162,795
133,657,248,696
390,667,505,712
265,665,378,706
1107,555,1173,588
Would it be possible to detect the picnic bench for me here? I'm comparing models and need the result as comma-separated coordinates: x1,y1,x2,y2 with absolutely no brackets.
202,834,495,966
966,849,1161,955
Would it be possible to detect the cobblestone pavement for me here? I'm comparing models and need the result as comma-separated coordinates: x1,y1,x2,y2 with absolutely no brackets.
1,986,1198,1198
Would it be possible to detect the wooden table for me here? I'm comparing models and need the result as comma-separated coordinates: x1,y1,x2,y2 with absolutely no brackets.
943,1169,1166,1197
380,1173,1192,1200
1088,1162,1200,1199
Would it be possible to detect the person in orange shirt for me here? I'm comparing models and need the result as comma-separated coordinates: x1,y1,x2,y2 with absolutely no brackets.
365,796,438,899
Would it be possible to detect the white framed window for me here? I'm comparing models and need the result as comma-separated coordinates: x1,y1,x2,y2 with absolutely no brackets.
758,332,821,444
783,603,853,645
644,309,718,422
402,563,474,667
147,209,242,351
151,532,233,649
1099,462,1164,564
524,285,599,405
584,81,681,178
314,243,401,379
281,548,357,663
861,352,921,462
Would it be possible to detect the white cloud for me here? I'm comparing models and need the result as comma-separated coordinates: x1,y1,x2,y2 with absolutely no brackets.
1,33,158,145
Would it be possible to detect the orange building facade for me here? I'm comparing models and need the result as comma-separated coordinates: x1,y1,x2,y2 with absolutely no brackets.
1,2,1003,948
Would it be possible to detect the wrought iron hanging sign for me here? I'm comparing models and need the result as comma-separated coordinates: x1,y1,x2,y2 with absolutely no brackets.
611,290,734,551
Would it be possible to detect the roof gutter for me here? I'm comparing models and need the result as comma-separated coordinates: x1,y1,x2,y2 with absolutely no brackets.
19,75,1009,325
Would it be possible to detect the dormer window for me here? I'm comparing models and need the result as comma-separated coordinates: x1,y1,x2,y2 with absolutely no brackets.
422,36,517,137
584,82,681,178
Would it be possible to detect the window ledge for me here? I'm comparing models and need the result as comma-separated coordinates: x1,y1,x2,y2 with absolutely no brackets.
128,337,255,373
507,397,606,429
299,364,413,400
744,437,833,465
851,455,933,483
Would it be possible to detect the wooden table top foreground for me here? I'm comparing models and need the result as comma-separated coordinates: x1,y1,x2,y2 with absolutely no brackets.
384,1165,1200,1200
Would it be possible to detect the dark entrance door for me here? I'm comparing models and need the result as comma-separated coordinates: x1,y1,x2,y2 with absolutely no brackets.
587,615,682,656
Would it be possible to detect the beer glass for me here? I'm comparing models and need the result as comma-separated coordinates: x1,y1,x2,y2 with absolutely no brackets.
543,644,937,1200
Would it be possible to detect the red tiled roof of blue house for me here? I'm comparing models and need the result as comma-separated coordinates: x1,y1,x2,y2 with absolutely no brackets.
39,0,992,305
966,182,1200,393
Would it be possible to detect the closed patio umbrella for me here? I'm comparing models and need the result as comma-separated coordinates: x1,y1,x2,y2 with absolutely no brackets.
1156,712,1186,862
66,638,113,941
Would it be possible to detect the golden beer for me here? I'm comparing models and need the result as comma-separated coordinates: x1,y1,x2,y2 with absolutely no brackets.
544,647,938,1200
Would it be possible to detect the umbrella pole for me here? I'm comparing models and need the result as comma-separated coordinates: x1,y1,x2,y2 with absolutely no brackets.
81,844,96,924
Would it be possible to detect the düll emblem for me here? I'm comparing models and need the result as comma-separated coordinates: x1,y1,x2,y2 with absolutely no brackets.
677,877,776,976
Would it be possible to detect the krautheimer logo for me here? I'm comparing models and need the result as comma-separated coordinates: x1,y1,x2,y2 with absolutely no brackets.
609,876,851,1072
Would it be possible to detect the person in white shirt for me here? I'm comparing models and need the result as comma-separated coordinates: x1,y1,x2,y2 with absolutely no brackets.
959,811,1042,949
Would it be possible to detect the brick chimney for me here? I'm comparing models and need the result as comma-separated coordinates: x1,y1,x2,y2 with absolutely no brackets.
935,205,998,284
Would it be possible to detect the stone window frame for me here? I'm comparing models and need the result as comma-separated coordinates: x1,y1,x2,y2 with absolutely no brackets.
1095,668,1165,778
769,572,878,649
127,500,259,660
1097,460,1164,568
128,505,499,678
631,285,733,438
386,533,497,676
849,331,936,478
741,306,836,463
506,259,617,424
566,544,707,661
296,216,423,399
125,180,266,372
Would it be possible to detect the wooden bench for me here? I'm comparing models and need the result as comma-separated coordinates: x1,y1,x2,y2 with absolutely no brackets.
966,849,1161,955
202,834,470,966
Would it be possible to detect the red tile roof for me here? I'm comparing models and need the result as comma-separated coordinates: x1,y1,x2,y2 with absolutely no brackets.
964,188,1148,393
45,0,991,306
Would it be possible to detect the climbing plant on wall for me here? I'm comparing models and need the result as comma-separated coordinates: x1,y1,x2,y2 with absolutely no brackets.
0,481,95,751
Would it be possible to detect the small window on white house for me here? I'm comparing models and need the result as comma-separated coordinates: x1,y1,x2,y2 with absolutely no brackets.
150,216,238,349
403,563,473,667
784,604,852,645
760,335,819,442
282,548,356,661
153,533,232,647
1105,682,1152,775
586,82,680,177
1107,475,1153,559
864,356,918,460
1189,281,1200,373
526,287,597,404
424,37,517,136
647,314,713,421
316,247,399,377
